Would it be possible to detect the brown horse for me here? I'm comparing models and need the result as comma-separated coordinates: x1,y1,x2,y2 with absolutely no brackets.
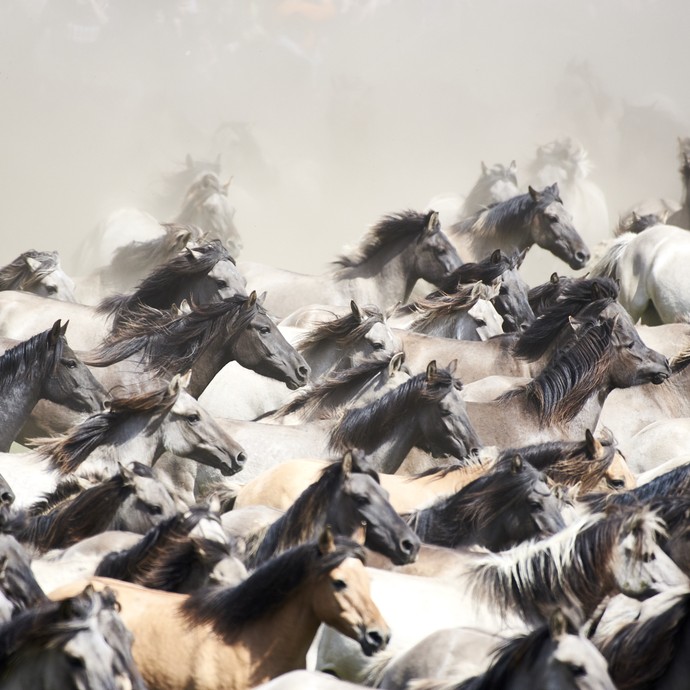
50,530,389,690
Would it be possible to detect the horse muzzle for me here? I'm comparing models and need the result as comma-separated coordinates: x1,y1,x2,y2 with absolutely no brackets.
358,626,391,656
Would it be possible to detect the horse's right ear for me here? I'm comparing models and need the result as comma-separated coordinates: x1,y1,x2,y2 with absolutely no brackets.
550,272,559,284
425,211,439,235
549,609,568,640
118,462,137,487
174,229,192,249
508,160,517,174
342,450,353,476
350,300,364,323
447,359,458,376
24,255,42,273
245,291,257,309
585,429,603,459
48,319,62,345
388,351,405,375
318,526,336,555
528,185,539,201
511,455,524,473
490,249,502,264
426,360,438,380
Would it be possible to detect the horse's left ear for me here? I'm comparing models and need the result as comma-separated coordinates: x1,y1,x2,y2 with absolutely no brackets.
426,360,438,380
167,371,192,396
350,300,364,323
490,249,502,264
550,182,560,197
48,319,62,345
342,450,353,476
549,609,568,641
257,291,267,306
245,291,257,309
516,247,528,267
511,455,524,473
318,526,336,555
352,521,367,546
447,359,458,376
508,159,517,174
425,211,439,235
528,185,539,201
59,320,69,337
118,462,137,487
24,256,42,273
585,429,603,459
388,351,405,375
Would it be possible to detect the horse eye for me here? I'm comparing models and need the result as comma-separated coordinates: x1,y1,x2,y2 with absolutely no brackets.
568,663,586,677
62,359,77,369
332,579,347,592
626,342,635,349
371,342,384,351
354,494,370,506
66,654,86,669
148,504,163,516
46,285,58,295
216,280,228,289
607,478,626,489
187,413,201,424
259,327,270,335
528,500,543,511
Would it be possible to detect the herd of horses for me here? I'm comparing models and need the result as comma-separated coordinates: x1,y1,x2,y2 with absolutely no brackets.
2,137,690,689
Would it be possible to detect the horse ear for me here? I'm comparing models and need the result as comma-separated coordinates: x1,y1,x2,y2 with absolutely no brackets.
388,351,405,375
549,609,568,641
528,185,539,201
342,450,353,476
631,211,639,222
167,371,191,396
222,176,233,193
318,525,336,555
550,182,560,197
585,429,603,458
257,291,267,306
568,315,585,334
24,256,42,272
490,249,502,264
48,319,62,345
516,247,528,267
352,521,367,546
508,160,517,174
174,229,192,249
59,320,69,336
118,462,137,486
550,272,559,284
447,359,458,376
511,455,524,473
425,211,439,235
245,291,257,309
350,300,364,323
426,360,438,380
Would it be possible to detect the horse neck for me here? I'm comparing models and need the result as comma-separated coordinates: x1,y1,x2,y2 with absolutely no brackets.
300,341,349,380
455,209,534,263
336,241,418,306
183,339,233,398
365,422,420,474
235,583,321,682
0,373,44,452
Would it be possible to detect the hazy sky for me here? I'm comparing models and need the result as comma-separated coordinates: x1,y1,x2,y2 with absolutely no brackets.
1,0,688,274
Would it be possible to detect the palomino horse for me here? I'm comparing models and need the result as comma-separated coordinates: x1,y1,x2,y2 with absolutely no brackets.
0,373,247,507
0,585,146,690
426,160,520,231
229,429,633,513
50,531,390,690
239,209,462,317
199,301,401,421
0,250,76,302
245,450,420,569
465,299,671,446
448,183,590,277
0,320,106,452
589,223,690,324
86,291,310,398
403,454,565,551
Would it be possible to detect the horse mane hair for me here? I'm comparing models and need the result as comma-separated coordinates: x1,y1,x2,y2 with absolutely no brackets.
500,430,618,493
96,506,220,582
527,274,572,316
136,537,232,593
0,534,48,614
669,341,690,374
0,250,60,291
86,295,260,376
333,210,434,268
408,283,496,334
297,305,386,354
97,239,235,326
437,248,522,293
329,368,459,452
615,212,663,237
470,506,665,625
33,385,178,474
272,353,406,420
514,277,618,361
181,536,365,639
0,325,65,388
249,452,379,568
404,455,547,548
587,233,637,283
599,589,690,689
504,316,615,426
450,187,561,240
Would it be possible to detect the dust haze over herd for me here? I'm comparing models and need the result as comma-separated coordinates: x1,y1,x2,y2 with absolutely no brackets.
1,0,688,273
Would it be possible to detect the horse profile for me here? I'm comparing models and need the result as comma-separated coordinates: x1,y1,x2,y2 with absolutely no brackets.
0,250,76,302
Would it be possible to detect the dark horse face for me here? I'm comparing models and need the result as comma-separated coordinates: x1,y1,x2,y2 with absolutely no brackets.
529,184,590,270
414,212,463,287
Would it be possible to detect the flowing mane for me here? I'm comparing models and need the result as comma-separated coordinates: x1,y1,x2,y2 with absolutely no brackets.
514,277,618,361
0,250,61,291
87,295,260,377
272,353,406,420
470,506,664,625
329,367,458,452
504,317,615,426
34,385,178,474
181,536,365,640
297,305,386,354
0,534,48,613
438,248,524,292
0,326,64,387
249,454,379,567
333,210,434,269
97,239,236,325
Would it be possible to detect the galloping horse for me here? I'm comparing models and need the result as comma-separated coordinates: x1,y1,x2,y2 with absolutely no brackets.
0,250,76,302
50,531,390,690
239,210,462,317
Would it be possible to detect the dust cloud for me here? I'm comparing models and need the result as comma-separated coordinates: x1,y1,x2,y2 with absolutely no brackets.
1,0,688,275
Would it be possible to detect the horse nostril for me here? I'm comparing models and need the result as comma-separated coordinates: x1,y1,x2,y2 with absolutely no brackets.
520,322,530,332
575,250,589,264
400,539,415,555
366,630,384,650
1,491,14,505
236,452,247,467
298,366,309,380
